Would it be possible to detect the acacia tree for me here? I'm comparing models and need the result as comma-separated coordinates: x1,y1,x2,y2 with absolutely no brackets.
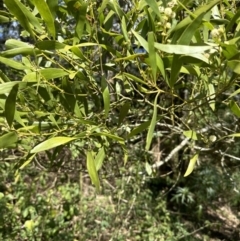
0,0,240,195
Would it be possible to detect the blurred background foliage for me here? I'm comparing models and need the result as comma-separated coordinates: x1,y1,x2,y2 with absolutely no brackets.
0,0,240,240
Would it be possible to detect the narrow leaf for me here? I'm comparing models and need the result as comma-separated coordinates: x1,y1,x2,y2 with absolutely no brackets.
177,12,205,45
87,151,100,192
146,93,159,151
34,0,55,38
30,137,76,153
5,84,18,128
184,154,199,177
154,43,212,54
95,147,105,171
148,32,157,83
0,56,29,70
229,100,240,118
101,76,110,118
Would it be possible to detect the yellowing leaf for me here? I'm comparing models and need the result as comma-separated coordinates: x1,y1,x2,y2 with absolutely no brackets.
184,154,199,177
183,130,198,140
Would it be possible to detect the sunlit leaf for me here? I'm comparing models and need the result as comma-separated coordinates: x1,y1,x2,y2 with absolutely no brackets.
184,154,199,177
95,147,105,171
34,0,56,38
87,151,100,192
183,130,198,140
0,132,18,149
30,137,77,153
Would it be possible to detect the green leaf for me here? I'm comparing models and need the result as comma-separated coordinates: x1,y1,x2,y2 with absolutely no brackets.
0,132,18,149
95,147,105,171
118,102,130,127
227,60,240,75
101,76,110,118
226,8,240,33
177,12,205,45
148,32,157,83
47,0,58,18
184,154,199,177
23,69,69,81
5,84,18,128
145,0,161,18
183,130,198,140
4,0,43,40
172,0,220,33
30,137,77,153
127,115,162,139
146,93,159,151
66,0,87,40
169,55,182,87
34,0,55,38
0,82,22,94
154,43,212,54
0,56,30,70
145,162,152,175
121,16,129,42
229,100,240,118
132,29,149,52
36,41,66,50
19,154,36,170
87,151,100,192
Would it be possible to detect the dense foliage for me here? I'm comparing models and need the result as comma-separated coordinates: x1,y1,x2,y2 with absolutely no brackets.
0,0,240,240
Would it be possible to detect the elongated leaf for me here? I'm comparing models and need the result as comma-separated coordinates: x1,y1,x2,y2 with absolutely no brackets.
132,30,149,52
169,54,182,87
148,32,157,83
34,0,55,38
0,132,18,149
30,137,76,153
172,0,220,33
0,82,22,94
101,76,110,118
226,8,240,32
184,154,199,177
227,60,240,74
154,43,212,54
1,48,41,58
95,147,105,171
36,41,66,50
23,69,69,81
47,0,58,17
0,56,30,70
177,12,205,45
87,151,100,191
127,115,162,139
145,0,161,18
146,93,159,151
4,0,34,38
19,154,36,170
229,100,240,118
5,84,18,128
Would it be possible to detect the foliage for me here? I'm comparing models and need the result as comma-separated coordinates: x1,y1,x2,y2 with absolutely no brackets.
1,0,240,240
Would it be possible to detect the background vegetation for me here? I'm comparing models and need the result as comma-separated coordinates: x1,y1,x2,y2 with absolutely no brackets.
0,0,240,240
